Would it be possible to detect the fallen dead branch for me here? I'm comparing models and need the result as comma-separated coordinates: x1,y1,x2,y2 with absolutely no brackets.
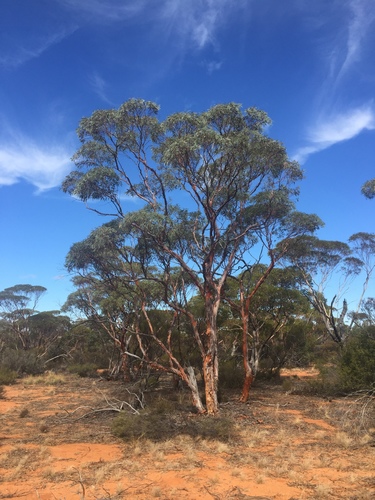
58,386,146,422
340,386,375,435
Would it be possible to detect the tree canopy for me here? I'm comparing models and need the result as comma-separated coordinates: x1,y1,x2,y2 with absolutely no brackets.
62,99,322,414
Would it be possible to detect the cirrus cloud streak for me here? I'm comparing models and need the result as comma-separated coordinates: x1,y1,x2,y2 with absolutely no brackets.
293,104,375,163
0,133,72,192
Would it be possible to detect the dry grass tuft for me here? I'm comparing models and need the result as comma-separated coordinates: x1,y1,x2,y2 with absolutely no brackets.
151,486,162,497
315,482,332,497
22,372,67,386
255,473,266,484
19,407,30,418
334,431,354,448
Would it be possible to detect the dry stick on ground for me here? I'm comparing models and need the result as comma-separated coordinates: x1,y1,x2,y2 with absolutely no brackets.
58,387,145,422
73,468,86,500
94,486,113,500
204,486,221,500
96,386,146,412
342,387,375,435
59,403,135,422
255,401,290,408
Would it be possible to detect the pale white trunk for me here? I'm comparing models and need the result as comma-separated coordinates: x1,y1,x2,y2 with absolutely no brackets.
186,366,205,413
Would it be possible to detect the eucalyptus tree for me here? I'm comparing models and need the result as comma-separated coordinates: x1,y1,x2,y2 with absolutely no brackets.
64,220,208,411
63,99,319,414
357,297,375,326
347,233,375,327
223,199,321,401
0,284,46,350
362,179,375,199
62,221,160,382
63,274,141,381
225,264,312,400
279,236,364,344
27,311,71,362
242,267,311,375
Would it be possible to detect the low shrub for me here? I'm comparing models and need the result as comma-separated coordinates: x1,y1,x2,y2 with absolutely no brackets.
288,363,346,397
148,396,177,415
112,409,235,442
0,348,43,375
219,360,243,389
294,336,375,396
339,331,375,391
112,412,168,440
22,372,67,385
67,363,98,377
0,367,18,385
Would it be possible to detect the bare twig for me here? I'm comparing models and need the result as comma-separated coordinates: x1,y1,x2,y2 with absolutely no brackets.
73,468,86,500
203,486,221,499
341,387,375,435
58,386,144,422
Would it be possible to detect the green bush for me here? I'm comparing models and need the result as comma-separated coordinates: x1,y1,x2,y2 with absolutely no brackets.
299,330,375,396
148,396,176,415
219,360,243,389
0,367,18,385
112,412,167,440
304,364,342,396
0,348,43,375
112,411,235,442
339,330,375,391
67,362,98,377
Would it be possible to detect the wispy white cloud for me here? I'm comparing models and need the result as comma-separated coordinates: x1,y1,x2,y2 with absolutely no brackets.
309,105,375,144
58,0,147,22
191,5,220,49
53,274,68,281
89,72,114,105
206,60,223,74
0,27,77,69
0,127,71,192
59,0,247,50
161,0,247,49
334,0,375,83
295,0,375,163
293,104,375,163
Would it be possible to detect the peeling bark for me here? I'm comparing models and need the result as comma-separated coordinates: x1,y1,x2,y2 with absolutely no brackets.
186,366,205,414
202,292,220,415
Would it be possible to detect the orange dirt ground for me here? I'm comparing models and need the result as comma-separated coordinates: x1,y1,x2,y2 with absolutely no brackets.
0,369,374,499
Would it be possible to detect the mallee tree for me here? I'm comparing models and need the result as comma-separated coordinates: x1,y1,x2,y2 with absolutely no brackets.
63,99,321,414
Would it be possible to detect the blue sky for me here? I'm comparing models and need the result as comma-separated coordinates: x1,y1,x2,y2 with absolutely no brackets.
0,0,374,313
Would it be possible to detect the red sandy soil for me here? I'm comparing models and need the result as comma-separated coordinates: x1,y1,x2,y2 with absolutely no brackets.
0,368,374,499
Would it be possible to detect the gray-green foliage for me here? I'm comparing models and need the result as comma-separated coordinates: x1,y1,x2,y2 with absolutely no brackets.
339,327,375,391
0,348,44,375
0,285,47,350
62,99,321,414
111,410,235,442
0,367,18,385
279,236,364,343
361,179,375,199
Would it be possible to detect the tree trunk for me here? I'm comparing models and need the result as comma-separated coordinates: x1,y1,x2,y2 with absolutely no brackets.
119,334,134,382
240,356,254,403
121,352,132,382
238,259,276,402
203,353,219,415
240,312,253,402
186,366,205,414
203,296,220,415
